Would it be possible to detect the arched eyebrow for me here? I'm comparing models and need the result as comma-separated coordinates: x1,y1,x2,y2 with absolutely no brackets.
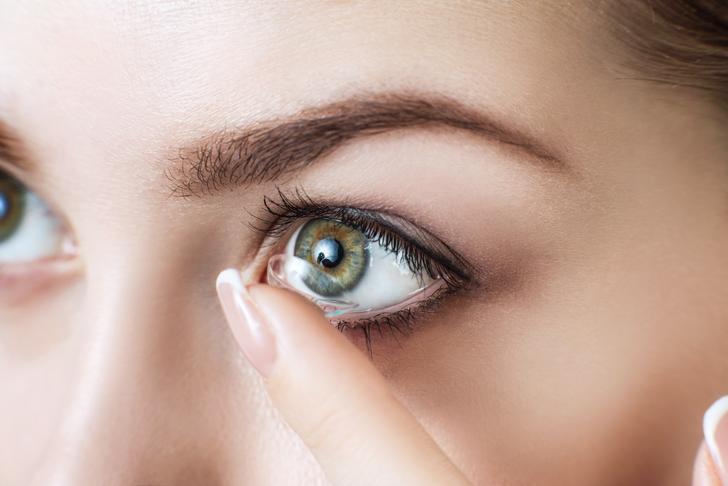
166,93,566,198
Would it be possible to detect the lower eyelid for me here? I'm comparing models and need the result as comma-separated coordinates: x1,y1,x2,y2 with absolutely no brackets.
334,285,454,353
0,255,82,305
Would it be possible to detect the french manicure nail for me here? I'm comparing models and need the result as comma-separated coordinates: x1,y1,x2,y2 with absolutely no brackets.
705,395,728,484
216,269,277,377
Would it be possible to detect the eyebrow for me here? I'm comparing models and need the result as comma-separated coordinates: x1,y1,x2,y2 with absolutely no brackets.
0,119,31,172
166,93,565,197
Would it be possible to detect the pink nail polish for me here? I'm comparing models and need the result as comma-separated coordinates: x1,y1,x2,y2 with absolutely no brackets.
705,395,728,485
216,269,277,377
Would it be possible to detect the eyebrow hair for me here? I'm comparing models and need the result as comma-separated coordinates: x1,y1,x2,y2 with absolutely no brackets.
166,93,564,197
0,119,30,172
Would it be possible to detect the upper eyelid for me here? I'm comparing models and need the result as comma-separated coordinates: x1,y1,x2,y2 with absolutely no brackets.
250,188,475,287
353,209,473,280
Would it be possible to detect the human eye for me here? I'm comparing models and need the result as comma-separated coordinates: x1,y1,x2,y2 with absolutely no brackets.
0,168,74,274
254,188,475,345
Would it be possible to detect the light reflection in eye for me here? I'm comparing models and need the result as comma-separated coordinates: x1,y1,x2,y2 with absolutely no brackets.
292,218,369,297
0,192,9,219
267,218,443,322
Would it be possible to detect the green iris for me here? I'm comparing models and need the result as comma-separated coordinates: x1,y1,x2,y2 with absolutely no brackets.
0,172,25,244
294,218,369,297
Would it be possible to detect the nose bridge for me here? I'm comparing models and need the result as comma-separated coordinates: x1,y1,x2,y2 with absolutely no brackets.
31,254,245,486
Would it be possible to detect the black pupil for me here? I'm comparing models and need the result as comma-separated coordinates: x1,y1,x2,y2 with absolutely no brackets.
314,238,344,268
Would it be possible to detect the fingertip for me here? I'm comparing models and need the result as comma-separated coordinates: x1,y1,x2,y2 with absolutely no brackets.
216,267,245,293
246,283,352,354
247,283,324,320
216,269,277,377
704,396,728,485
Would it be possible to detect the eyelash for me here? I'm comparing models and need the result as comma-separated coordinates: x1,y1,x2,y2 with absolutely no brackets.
250,187,473,352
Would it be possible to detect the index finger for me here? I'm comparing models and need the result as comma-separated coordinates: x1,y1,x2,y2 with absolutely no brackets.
216,269,471,486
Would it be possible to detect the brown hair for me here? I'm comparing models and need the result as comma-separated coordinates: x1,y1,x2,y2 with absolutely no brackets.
609,0,728,109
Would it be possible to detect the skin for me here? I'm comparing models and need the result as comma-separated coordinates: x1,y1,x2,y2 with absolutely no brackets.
0,1,726,484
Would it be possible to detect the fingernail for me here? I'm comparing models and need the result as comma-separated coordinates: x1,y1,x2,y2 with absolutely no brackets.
216,269,276,377
705,395,728,484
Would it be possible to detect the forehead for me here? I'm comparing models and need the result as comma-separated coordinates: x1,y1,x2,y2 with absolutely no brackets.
0,1,598,111
0,1,603,193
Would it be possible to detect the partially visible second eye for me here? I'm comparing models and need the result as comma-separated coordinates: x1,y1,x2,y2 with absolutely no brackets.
0,170,70,265
267,217,442,321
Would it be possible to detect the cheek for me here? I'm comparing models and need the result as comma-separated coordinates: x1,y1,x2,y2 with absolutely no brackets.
372,248,725,484
0,276,83,356
0,279,83,482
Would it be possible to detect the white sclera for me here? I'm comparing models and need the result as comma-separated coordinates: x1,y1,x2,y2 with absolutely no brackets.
0,192,67,263
267,223,443,320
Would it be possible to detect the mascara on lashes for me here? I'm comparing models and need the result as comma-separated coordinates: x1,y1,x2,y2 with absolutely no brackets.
252,187,475,288
250,188,478,351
